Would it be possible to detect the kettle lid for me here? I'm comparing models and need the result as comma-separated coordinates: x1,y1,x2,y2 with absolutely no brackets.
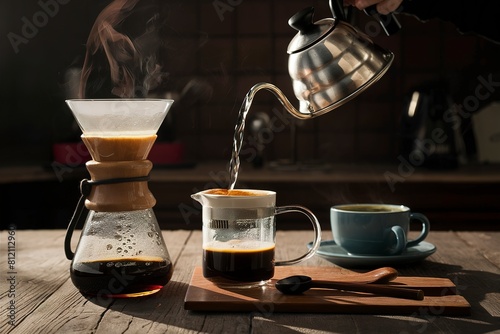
287,7,335,54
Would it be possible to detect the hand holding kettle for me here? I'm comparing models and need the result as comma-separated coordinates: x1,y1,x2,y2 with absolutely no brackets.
344,0,402,15
345,0,500,44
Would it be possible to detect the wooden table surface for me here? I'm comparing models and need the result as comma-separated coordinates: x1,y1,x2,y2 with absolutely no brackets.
1,229,499,333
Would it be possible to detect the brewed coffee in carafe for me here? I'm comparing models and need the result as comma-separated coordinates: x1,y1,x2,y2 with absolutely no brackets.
64,99,174,298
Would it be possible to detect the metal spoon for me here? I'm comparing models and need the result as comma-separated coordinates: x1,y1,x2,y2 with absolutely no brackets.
275,275,424,300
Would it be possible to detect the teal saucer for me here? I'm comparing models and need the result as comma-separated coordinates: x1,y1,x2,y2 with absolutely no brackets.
307,240,436,267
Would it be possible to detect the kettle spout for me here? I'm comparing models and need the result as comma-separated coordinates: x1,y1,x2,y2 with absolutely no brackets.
245,82,315,120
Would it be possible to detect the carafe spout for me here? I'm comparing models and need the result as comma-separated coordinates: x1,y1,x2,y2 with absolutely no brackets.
191,191,206,206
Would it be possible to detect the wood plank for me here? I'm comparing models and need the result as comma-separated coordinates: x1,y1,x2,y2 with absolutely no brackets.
456,231,500,268
251,312,489,334
4,280,112,334
0,230,74,334
393,231,500,333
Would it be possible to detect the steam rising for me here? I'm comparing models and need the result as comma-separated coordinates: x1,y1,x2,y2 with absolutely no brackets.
79,0,165,98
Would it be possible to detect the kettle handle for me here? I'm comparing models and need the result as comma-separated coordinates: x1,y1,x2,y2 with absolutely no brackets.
364,5,401,36
329,0,345,21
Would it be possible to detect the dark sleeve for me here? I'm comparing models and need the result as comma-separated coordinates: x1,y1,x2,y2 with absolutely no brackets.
400,0,500,43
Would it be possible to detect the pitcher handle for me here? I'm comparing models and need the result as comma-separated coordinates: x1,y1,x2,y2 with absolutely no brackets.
274,205,322,266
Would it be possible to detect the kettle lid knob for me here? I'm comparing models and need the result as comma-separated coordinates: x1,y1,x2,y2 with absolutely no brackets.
287,7,335,54
288,7,317,33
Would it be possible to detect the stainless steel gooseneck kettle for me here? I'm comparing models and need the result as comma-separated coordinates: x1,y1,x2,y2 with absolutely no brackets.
244,3,395,119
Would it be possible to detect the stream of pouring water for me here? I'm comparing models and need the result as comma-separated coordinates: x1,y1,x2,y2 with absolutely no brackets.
227,82,300,189
228,93,254,190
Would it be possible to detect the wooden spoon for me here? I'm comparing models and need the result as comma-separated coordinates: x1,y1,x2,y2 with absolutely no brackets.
330,267,399,284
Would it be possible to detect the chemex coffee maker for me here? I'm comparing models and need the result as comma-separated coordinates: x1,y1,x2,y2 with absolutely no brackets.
64,99,175,298
242,1,395,120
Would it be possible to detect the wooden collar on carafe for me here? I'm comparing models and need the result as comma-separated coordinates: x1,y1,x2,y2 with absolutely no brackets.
84,160,156,212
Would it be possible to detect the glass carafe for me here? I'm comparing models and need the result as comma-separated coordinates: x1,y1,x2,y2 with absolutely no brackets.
64,99,174,298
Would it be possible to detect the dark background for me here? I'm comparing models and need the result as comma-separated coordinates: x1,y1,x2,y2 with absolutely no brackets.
1,0,499,229
2,0,500,165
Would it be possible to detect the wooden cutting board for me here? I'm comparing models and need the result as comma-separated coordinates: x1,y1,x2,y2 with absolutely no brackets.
184,266,470,315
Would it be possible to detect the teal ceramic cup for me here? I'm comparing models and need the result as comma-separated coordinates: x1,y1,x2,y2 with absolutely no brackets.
331,204,430,255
